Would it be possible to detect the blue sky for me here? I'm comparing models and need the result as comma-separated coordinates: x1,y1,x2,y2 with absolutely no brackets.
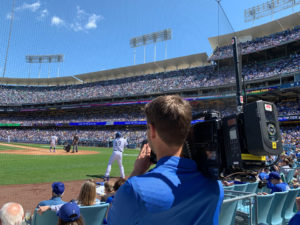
0,0,300,79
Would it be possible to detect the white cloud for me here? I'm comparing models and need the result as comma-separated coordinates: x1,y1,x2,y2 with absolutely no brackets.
85,14,101,29
69,6,103,32
16,1,41,12
70,22,83,32
6,13,12,20
51,16,64,26
40,9,48,18
76,6,87,18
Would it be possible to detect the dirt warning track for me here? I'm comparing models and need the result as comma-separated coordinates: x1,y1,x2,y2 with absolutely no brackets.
0,143,99,155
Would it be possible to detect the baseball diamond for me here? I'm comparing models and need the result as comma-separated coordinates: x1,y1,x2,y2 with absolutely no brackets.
0,1,299,224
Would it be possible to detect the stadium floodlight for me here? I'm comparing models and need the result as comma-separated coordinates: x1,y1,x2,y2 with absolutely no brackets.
2,0,16,78
130,29,172,64
25,54,64,78
244,0,300,22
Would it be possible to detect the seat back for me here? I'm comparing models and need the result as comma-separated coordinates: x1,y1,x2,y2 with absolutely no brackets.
286,169,295,184
80,203,109,225
252,193,274,224
223,186,234,191
294,187,300,213
233,183,248,192
282,188,300,222
267,191,288,225
246,182,258,193
219,200,238,225
32,209,58,225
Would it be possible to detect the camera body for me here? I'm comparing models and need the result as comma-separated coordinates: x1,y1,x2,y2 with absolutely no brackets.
184,100,282,179
146,37,282,179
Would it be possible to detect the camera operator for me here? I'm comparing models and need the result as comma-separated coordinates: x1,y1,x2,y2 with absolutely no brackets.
107,95,224,225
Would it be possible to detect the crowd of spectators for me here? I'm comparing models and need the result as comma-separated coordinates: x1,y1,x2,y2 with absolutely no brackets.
0,129,146,146
277,100,300,116
0,126,297,150
0,100,298,125
0,53,299,105
0,112,145,125
281,126,300,153
210,25,300,60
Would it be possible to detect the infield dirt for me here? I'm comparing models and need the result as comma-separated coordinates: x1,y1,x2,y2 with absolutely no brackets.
0,178,119,213
0,143,116,212
0,143,99,155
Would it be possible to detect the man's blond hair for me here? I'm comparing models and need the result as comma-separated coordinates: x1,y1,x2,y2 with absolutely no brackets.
144,95,192,147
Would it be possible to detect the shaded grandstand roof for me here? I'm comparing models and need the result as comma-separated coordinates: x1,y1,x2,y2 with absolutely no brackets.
0,53,208,86
0,76,82,86
75,53,208,83
208,11,300,50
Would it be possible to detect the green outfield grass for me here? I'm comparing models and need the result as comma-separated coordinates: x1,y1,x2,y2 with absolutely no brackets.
0,143,138,185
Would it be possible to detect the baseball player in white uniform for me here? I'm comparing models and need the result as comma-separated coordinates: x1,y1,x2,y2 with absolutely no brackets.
104,132,128,180
49,135,58,152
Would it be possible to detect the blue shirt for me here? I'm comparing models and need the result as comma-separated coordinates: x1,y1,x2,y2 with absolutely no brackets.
37,196,65,207
258,172,269,181
267,181,290,193
288,211,300,225
108,156,224,225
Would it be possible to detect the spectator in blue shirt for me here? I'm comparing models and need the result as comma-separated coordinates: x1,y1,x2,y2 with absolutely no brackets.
57,201,84,225
107,95,224,225
288,197,300,225
37,182,66,207
258,168,270,181
267,172,290,193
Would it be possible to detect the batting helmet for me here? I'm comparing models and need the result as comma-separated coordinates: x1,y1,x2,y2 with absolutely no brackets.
115,132,121,138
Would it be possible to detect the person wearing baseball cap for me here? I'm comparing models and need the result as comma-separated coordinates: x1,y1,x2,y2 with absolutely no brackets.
288,197,300,225
267,172,290,193
36,182,66,207
57,201,84,225
104,132,128,181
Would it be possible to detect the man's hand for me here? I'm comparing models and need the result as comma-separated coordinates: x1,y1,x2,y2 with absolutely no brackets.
130,143,152,177
37,205,50,215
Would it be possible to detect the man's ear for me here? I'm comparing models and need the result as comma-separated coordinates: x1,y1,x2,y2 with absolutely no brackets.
149,124,156,139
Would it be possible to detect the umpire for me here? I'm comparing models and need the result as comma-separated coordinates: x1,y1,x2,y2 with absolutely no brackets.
72,134,79,153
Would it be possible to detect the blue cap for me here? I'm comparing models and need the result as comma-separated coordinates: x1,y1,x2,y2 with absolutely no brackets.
267,172,281,180
258,172,269,181
57,201,80,222
116,132,121,138
52,182,65,195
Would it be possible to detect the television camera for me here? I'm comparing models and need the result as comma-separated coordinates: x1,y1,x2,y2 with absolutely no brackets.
183,37,283,180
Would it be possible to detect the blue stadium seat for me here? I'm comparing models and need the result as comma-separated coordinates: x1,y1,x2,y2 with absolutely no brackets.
246,182,258,193
280,173,286,183
251,193,275,225
219,200,238,225
80,203,109,225
223,186,234,191
286,169,295,184
266,191,288,225
31,209,58,225
232,184,248,211
294,187,300,213
233,183,248,192
282,188,300,224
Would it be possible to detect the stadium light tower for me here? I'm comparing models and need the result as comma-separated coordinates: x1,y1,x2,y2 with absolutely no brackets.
130,29,172,64
2,0,16,77
25,54,64,78
244,0,300,22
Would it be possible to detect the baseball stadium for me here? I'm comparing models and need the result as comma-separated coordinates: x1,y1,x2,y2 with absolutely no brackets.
0,0,300,224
